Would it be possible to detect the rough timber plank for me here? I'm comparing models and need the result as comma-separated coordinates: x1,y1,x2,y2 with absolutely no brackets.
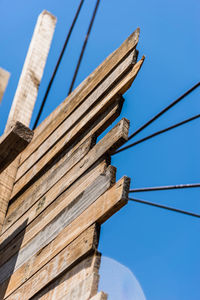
0,122,33,173
0,165,116,269
1,176,130,299
0,224,100,299
5,117,129,234
19,28,140,165
6,11,56,128
12,58,143,198
0,67,10,103
0,11,56,233
5,96,123,226
90,292,108,300
31,252,102,300
14,49,137,189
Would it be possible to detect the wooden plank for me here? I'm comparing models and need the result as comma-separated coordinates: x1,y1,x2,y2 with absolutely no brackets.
0,224,100,299
0,67,10,103
1,176,130,299
12,57,143,199
14,48,137,189
6,10,56,128
0,11,56,233
31,252,102,300
5,95,123,226
19,28,140,165
0,122,33,173
0,164,116,269
90,292,108,300
5,117,129,233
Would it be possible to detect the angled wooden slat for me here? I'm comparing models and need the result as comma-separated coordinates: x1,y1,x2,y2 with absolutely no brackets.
1,176,130,299
19,28,140,165
12,58,143,199
0,10,56,233
4,117,129,235
4,96,123,228
0,224,99,299
14,49,138,194
0,165,116,269
31,252,102,300
0,122,33,173
0,67,10,103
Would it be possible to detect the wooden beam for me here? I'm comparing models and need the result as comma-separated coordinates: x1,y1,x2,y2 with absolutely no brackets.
12,57,143,198
0,67,10,103
0,224,100,299
0,10,56,233
0,122,33,173
0,176,130,298
4,118,129,233
20,28,140,165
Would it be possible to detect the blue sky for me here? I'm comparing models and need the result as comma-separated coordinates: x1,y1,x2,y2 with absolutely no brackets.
0,0,200,299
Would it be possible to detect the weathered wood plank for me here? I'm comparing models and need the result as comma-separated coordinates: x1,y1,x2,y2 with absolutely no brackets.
19,28,140,165
0,165,116,269
12,57,143,199
1,176,130,299
0,122,33,173
5,117,129,234
6,10,56,128
1,224,99,299
90,292,108,300
0,67,10,103
0,10,56,233
14,49,137,191
31,252,101,300
5,96,123,227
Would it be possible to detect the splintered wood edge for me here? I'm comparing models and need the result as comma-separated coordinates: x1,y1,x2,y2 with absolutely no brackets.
90,292,108,300
0,122,33,172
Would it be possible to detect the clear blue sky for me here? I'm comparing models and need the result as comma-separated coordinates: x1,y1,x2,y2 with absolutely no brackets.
0,0,200,299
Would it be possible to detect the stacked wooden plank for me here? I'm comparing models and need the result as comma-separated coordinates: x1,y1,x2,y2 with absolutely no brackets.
0,28,144,299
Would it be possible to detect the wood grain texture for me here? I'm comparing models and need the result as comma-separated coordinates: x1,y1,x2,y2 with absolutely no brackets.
0,122,33,173
12,55,142,198
1,159,108,249
19,28,140,165
2,224,100,299
1,176,130,298
32,252,102,300
13,49,137,196
5,117,129,232
0,165,116,270
0,67,10,104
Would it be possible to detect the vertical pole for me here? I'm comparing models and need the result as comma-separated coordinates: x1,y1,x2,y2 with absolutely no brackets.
0,10,56,231
0,67,10,104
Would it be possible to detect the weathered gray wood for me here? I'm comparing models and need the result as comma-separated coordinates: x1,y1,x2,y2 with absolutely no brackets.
0,67,10,103
0,165,115,280
31,252,102,300
0,121,33,173
1,224,99,299
14,50,137,193
4,118,129,236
